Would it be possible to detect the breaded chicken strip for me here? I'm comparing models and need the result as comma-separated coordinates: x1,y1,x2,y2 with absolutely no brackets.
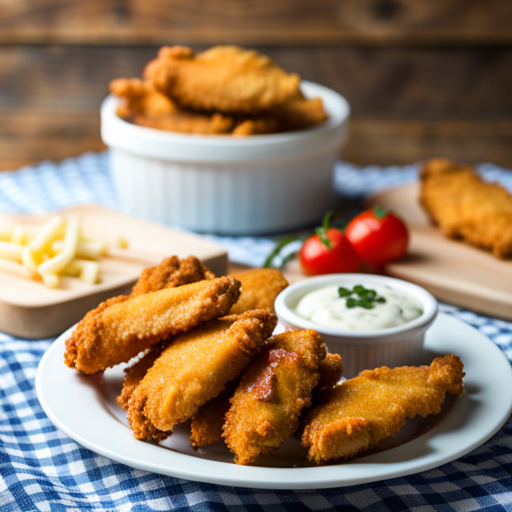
110,77,235,135
116,343,167,411
111,73,327,136
223,330,327,465
64,276,241,374
127,309,277,441
230,96,328,136
316,353,343,392
116,256,215,409
228,268,289,315
144,45,301,115
420,159,512,258
131,255,215,296
189,352,342,449
302,355,464,464
110,78,177,119
189,379,239,449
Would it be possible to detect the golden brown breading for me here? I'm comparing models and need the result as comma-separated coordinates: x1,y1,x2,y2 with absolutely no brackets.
189,347,342,450
127,309,277,441
273,96,329,133
144,45,302,115
228,268,289,315
420,159,512,258
110,77,178,119
301,355,464,464
133,111,235,135
131,255,215,296
64,276,241,374
316,353,343,392
110,77,235,135
223,329,327,465
231,117,280,136
230,96,328,136
189,379,239,449
116,256,216,410
116,344,167,411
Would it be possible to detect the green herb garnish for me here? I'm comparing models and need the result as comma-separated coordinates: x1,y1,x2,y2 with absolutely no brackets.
337,284,386,309
346,297,358,308
337,286,352,298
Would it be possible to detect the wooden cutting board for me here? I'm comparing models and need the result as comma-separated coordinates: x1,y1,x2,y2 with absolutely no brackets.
368,182,512,320
0,205,228,339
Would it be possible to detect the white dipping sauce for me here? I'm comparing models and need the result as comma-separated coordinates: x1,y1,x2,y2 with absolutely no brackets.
295,284,423,330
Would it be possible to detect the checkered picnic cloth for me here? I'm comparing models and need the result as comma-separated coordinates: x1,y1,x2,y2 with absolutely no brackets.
1,152,512,511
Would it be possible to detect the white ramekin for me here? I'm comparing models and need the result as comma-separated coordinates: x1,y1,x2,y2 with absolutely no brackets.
100,81,350,235
274,274,438,378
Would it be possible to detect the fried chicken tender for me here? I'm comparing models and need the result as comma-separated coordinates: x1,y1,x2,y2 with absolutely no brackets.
110,77,177,119
64,276,241,374
189,351,342,449
301,355,464,464
231,96,328,135
189,379,239,449
116,343,167,411
127,309,277,441
223,329,327,465
110,77,235,135
275,96,329,132
131,255,215,296
420,159,512,258
228,268,289,315
144,45,302,115
316,353,343,392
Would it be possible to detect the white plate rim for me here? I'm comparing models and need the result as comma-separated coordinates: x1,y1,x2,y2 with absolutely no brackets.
36,313,512,490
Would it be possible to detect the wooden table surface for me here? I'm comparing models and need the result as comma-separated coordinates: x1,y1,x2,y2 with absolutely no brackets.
1,0,512,171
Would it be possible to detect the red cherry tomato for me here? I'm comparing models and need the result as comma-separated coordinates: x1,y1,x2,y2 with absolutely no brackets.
345,206,409,266
299,227,361,276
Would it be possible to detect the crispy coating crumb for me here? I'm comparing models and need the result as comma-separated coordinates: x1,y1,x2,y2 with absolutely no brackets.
116,256,215,412
316,353,343,392
144,45,302,115
116,343,167,411
301,355,464,464
64,276,241,374
420,159,512,258
110,78,235,135
110,78,177,118
112,50,328,135
127,309,277,441
229,268,289,314
223,329,327,465
131,255,215,296
189,379,239,449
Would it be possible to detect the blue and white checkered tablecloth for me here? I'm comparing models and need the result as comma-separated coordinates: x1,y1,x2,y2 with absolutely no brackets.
1,152,512,511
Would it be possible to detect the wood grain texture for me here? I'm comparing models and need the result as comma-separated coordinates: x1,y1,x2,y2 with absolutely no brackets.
1,45,511,170
0,0,511,45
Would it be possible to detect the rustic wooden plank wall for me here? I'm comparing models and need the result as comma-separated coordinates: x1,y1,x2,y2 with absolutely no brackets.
0,0,511,170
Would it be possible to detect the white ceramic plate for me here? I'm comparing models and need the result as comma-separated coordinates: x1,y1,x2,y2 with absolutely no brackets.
36,313,512,490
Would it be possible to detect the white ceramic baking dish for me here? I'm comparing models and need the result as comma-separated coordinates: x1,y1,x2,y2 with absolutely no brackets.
100,81,350,235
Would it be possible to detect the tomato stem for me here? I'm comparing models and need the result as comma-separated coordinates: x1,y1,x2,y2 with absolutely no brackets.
315,211,333,249
372,204,388,219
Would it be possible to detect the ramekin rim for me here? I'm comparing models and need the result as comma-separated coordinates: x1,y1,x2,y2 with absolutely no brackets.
274,273,438,340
